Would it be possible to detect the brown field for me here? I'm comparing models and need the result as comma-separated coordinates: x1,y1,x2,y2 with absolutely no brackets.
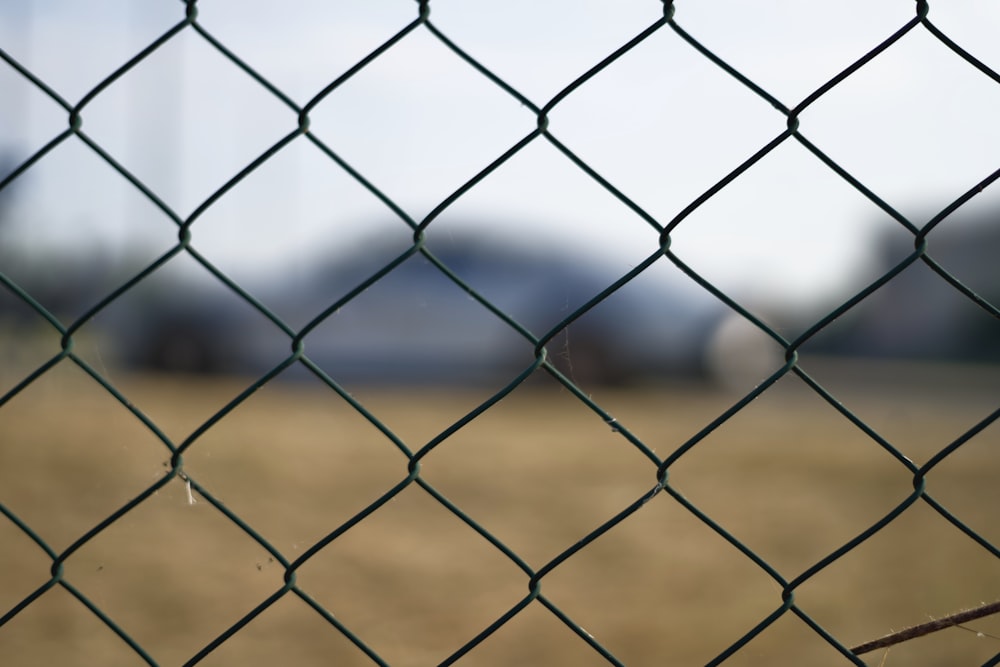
0,360,998,666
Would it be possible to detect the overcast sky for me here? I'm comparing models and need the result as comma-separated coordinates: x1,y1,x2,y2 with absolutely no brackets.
2,1,999,310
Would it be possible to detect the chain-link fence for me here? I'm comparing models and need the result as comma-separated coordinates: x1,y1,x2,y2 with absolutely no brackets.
2,1,999,665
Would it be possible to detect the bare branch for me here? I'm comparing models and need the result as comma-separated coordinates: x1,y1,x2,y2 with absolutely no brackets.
851,600,1000,656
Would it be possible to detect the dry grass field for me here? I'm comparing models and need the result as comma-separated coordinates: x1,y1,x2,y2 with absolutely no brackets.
1,360,998,666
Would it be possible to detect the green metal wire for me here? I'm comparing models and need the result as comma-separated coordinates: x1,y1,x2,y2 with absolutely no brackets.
1,0,998,665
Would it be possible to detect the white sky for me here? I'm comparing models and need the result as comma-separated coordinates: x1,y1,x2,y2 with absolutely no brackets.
1,0,999,310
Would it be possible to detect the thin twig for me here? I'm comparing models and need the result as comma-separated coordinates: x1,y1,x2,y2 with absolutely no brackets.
954,624,1000,642
851,600,1000,655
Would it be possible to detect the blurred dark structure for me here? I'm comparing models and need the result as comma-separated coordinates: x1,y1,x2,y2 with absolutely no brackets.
110,234,730,385
811,209,1000,364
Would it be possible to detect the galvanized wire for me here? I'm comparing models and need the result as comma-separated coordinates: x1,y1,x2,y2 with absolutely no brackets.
1,1,998,665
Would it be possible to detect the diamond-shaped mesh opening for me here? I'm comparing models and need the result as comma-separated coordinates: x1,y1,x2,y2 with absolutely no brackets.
198,0,416,103
416,387,656,566
191,593,379,667
0,141,177,305
295,483,528,666
2,3,999,666
550,26,783,224
84,29,299,219
922,420,1000,548
183,376,409,553
458,600,619,667
0,365,168,550
427,138,667,268
720,612,862,667
64,488,282,667
429,0,660,103
798,28,1000,205
0,585,143,666
302,250,540,387
178,141,399,290
667,380,914,576
675,1,917,103
804,501,1000,665
538,495,781,665
807,257,1000,368
89,253,292,380
667,139,898,310
305,28,533,222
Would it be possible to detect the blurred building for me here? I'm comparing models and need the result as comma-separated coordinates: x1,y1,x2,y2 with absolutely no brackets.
809,208,1000,363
